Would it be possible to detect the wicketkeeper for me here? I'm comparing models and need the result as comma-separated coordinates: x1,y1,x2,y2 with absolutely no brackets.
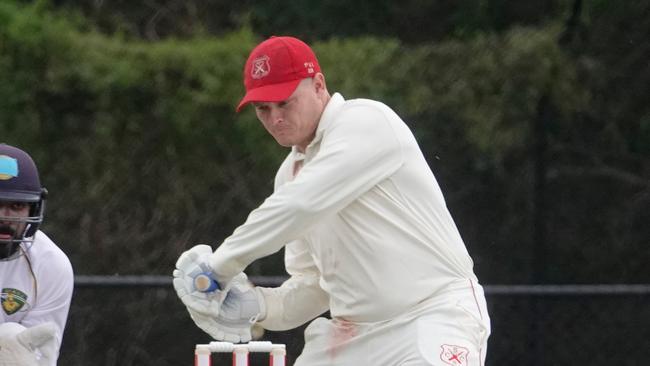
174,36,490,366
0,144,73,366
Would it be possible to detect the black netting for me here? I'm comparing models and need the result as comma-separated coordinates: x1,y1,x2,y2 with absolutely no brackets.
59,285,650,366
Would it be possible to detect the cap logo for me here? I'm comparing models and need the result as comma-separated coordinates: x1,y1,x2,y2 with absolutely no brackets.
251,55,271,79
0,155,18,180
304,62,316,74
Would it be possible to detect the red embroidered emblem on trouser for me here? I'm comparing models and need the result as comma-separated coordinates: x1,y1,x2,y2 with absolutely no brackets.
440,344,469,366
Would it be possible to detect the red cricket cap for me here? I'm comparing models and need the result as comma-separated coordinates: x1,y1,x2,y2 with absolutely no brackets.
236,36,321,112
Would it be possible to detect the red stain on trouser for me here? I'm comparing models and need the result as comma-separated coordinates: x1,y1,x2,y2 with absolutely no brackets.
327,319,358,359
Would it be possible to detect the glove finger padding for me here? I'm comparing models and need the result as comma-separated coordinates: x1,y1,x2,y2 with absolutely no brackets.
186,307,253,343
173,244,226,316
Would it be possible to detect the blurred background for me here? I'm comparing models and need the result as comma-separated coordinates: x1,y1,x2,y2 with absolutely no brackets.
1,0,648,365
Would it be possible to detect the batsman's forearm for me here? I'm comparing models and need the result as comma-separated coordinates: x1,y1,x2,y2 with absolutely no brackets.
208,194,317,281
256,274,330,331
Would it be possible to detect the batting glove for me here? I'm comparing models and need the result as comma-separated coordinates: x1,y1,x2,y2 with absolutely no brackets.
173,244,227,316
186,274,266,343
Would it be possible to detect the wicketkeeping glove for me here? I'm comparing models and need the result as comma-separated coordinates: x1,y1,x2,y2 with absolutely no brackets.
0,322,58,366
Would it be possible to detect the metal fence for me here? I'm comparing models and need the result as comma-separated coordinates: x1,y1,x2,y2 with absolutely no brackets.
62,276,650,366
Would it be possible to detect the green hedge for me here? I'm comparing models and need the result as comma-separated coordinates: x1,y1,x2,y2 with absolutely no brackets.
4,1,645,284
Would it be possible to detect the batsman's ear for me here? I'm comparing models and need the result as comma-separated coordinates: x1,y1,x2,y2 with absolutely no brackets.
314,73,326,88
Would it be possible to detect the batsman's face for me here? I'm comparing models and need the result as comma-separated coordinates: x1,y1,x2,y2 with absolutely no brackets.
254,75,328,152
0,201,29,243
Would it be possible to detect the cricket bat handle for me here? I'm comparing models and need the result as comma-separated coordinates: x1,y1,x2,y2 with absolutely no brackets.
193,272,220,292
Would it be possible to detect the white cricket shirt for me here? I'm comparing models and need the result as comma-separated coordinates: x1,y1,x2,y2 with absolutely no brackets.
212,93,479,328
0,230,74,364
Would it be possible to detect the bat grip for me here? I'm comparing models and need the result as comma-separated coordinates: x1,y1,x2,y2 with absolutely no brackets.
194,272,220,292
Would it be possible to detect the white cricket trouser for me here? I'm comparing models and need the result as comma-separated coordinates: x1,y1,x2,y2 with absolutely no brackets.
294,280,490,366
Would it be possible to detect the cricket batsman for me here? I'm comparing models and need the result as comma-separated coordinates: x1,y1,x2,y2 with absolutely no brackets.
174,36,491,365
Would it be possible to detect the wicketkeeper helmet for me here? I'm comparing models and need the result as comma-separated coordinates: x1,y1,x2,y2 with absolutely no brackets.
0,143,47,259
